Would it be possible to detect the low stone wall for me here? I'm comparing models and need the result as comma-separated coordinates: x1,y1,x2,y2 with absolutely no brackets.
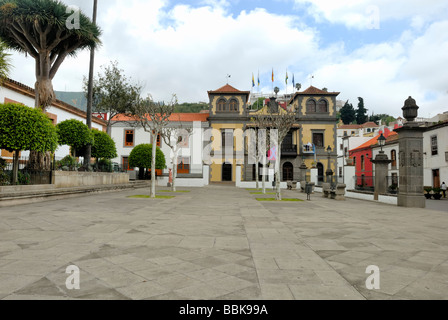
52,171,130,188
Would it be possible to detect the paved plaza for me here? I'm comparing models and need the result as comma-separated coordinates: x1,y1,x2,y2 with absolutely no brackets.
0,184,447,300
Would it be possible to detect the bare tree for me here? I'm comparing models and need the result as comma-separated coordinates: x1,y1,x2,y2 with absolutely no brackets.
162,116,193,192
133,94,176,198
252,98,297,200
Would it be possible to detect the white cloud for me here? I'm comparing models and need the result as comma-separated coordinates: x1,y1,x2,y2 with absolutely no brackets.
293,0,448,29
6,0,448,119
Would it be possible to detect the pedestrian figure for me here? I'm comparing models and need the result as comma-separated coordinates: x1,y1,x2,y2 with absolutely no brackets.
441,182,447,198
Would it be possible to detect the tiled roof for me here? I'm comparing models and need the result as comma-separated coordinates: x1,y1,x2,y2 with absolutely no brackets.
288,86,340,105
1,78,106,126
302,86,337,95
207,84,250,96
361,122,379,128
112,113,209,122
350,131,398,152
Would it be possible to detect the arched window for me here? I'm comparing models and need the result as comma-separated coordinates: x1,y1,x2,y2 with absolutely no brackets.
229,99,238,112
361,155,365,170
317,99,328,113
282,162,294,181
306,99,316,113
391,150,397,169
217,99,226,112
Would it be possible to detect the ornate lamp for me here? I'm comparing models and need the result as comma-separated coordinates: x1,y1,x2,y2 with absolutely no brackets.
378,133,386,153
326,146,333,182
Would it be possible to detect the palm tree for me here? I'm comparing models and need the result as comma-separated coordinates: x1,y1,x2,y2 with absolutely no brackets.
0,0,101,170
0,41,12,82
0,0,101,110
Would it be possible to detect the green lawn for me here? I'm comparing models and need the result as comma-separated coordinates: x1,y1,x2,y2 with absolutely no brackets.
250,192,276,195
256,198,304,202
158,190,191,193
128,195,175,199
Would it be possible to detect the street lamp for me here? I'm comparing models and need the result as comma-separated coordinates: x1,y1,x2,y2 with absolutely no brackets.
326,146,333,183
378,133,386,153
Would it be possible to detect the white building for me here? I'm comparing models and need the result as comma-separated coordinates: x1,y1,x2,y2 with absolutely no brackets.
423,120,448,188
371,133,400,189
0,78,106,161
110,113,210,183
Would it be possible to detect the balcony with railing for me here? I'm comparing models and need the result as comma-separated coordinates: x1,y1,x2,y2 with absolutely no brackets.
281,145,298,156
302,145,315,155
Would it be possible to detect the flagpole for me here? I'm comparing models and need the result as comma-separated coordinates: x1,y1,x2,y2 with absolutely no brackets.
257,70,260,110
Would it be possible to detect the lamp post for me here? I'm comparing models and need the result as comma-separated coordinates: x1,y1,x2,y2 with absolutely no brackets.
326,145,334,184
378,133,386,153
371,132,392,200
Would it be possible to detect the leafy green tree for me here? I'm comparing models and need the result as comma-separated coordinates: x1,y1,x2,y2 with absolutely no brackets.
85,61,141,134
356,97,368,125
0,40,12,83
91,129,117,160
0,103,57,183
0,0,101,171
369,113,396,126
56,119,94,157
250,97,266,110
129,144,166,180
340,100,356,124
0,0,101,110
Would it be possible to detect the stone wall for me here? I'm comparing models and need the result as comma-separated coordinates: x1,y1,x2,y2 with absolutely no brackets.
52,171,130,188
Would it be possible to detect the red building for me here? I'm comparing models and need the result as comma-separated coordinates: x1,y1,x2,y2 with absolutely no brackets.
349,128,396,189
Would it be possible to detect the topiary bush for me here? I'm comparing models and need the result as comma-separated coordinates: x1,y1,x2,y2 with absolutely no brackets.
129,144,166,170
91,129,117,160
0,103,58,183
56,119,94,157
129,144,166,179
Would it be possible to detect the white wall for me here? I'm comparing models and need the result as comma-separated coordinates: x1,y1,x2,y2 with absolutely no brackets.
423,125,448,187
110,122,206,175
0,85,105,160
371,142,400,182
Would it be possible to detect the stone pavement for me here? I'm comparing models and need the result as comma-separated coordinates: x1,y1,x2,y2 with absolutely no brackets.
0,184,447,300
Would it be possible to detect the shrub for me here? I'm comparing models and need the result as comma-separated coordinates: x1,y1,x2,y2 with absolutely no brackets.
97,158,113,172
56,155,79,171
91,129,117,160
129,144,166,170
18,171,31,185
56,119,94,157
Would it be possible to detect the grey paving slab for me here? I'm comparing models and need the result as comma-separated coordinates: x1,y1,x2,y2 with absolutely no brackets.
1,185,448,299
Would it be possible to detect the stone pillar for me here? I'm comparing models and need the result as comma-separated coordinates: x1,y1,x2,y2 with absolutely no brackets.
310,168,318,185
371,152,392,200
395,96,425,208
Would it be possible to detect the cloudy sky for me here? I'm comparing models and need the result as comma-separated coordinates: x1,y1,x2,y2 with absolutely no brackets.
8,0,448,118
